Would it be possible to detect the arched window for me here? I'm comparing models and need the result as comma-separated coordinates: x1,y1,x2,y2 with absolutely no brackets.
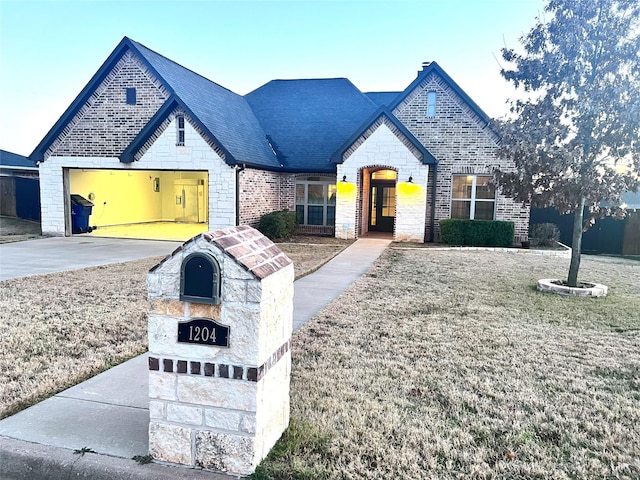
180,253,221,304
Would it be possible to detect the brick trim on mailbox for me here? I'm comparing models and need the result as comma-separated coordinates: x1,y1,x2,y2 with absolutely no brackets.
148,339,291,383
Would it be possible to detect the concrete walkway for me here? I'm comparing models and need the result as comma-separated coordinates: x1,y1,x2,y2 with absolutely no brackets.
0,237,390,480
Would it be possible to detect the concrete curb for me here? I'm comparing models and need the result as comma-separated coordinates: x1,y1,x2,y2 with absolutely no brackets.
0,437,235,480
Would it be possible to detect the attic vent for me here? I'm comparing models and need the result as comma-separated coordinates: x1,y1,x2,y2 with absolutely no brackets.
126,88,136,105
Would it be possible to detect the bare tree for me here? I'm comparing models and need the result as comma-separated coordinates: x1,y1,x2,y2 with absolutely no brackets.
495,0,640,286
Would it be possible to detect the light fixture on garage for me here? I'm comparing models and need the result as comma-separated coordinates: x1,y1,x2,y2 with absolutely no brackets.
342,175,347,182
408,176,413,183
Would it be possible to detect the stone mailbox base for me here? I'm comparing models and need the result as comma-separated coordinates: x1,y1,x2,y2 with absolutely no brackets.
147,226,293,475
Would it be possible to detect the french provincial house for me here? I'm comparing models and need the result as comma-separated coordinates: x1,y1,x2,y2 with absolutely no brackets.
32,36,529,242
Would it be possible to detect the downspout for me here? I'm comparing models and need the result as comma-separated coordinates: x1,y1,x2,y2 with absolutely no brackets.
235,164,246,226
429,163,438,242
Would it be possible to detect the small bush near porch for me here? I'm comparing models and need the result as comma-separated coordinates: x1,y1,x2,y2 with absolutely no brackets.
254,250,639,479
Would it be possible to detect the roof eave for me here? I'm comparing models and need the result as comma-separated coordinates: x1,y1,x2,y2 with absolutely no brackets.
0,165,39,171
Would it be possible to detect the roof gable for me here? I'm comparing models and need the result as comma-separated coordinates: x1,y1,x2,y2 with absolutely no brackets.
31,37,280,170
330,107,437,165
246,78,379,173
390,62,495,135
130,40,280,170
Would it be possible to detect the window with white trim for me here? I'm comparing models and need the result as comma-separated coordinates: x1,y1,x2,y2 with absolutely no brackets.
176,115,185,146
295,177,336,226
451,175,495,220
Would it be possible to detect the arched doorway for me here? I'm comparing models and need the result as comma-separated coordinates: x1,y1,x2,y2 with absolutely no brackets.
368,169,397,233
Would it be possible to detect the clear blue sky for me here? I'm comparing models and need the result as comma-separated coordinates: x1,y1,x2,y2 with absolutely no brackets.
0,0,543,156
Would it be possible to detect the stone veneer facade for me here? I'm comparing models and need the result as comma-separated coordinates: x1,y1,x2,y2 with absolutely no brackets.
147,225,293,475
336,120,430,242
39,114,237,236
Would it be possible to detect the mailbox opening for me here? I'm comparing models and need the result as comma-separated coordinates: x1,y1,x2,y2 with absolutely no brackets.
180,252,221,304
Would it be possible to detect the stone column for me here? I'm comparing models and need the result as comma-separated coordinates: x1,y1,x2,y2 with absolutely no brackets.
147,225,293,475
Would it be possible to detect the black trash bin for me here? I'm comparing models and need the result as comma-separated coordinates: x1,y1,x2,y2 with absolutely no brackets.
70,194,94,234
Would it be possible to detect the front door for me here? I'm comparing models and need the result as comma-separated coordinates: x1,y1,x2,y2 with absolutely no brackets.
369,182,396,232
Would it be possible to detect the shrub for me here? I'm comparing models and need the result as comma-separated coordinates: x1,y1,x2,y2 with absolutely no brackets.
257,210,297,241
440,219,514,247
530,223,560,247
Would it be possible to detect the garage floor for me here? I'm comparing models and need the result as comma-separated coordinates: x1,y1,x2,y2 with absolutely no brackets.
86,221,208,242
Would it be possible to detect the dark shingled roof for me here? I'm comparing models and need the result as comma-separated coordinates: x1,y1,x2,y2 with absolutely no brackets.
365,91,401,107
31,38,494,175
0,150,37,168
128,39,281,170
246,79,378,173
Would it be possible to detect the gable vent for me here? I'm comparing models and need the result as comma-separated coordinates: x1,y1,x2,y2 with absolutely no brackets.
126,87,136,105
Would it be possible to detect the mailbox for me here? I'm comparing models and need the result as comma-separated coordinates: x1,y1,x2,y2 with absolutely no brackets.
180,252,220,304
147,226,294,476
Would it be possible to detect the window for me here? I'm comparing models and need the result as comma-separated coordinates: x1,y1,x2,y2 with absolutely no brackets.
295,177,336,226
451,175,495,220
126,88,136,105
176,115,185,145
426,91,436,117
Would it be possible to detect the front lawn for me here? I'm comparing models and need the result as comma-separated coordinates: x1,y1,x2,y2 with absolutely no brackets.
256,250,640,479
0,241,347,419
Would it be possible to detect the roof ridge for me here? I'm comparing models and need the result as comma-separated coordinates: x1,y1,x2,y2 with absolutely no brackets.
264,77,350,82
127,37,242,98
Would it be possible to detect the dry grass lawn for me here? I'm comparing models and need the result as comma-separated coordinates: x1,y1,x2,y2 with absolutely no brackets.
0,242,346,419
0,216,42,243
255,250,640,479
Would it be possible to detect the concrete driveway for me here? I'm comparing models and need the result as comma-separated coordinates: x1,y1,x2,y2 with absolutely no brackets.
0,236,181,281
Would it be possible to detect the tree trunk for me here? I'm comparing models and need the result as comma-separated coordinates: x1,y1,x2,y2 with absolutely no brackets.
567,198,586,287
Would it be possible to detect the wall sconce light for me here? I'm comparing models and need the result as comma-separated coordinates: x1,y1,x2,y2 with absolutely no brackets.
408,176,413,183
342,175,347,182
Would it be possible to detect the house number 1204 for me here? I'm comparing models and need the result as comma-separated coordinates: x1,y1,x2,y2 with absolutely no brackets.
177,318,230,347
188,325,215,343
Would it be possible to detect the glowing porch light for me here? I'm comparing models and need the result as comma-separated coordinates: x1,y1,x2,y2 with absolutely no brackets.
397,181,424,206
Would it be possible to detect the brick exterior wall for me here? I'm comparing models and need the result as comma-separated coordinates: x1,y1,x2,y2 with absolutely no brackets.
392,73,530,241
238,170,296,227
46,51,169,159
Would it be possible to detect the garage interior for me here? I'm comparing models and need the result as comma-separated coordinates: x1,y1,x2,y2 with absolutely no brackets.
69,169,209,241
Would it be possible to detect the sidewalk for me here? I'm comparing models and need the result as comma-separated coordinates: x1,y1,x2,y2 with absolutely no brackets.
0,237,390,480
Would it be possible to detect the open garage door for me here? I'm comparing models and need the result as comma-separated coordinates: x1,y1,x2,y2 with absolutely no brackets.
68,169,209,241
